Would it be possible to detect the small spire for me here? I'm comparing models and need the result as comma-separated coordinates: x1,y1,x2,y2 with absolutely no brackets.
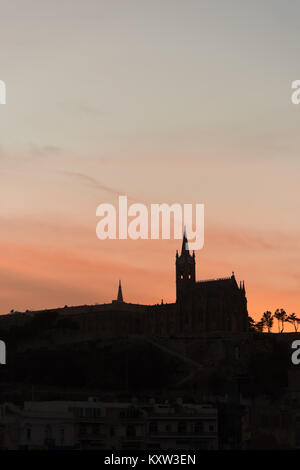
117,280,124,302
181,226,190,255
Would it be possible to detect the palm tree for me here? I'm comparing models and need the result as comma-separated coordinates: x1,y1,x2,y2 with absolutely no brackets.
255,320,265,333
288,313,299,332
281,310,288,332
274,308,288,333
261,311,273,333
248,316,256,331
274,309,281,332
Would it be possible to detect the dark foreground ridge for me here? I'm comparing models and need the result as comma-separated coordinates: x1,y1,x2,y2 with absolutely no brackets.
0,234,299,450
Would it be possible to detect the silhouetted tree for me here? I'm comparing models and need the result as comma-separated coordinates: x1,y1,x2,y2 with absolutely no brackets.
248,316,256,331
287,313,299,332
255,320,265,333
274,309,288,333
261,311,273,333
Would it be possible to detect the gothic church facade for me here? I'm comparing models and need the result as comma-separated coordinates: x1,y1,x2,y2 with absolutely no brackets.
175,232,248,334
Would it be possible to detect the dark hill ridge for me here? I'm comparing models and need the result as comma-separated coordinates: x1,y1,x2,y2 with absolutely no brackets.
0,313,297,401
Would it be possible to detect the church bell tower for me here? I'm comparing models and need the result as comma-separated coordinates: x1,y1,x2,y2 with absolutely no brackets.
176,230,195,302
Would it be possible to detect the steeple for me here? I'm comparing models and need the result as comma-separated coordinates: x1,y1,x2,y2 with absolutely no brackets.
181,226,189,256
176,230,196,303
117,280,124,302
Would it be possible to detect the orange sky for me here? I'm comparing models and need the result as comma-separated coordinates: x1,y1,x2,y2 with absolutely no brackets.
0,213,299,326
0,2,300,328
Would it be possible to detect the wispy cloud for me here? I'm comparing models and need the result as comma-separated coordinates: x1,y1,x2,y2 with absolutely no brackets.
59,171,123,196
28,143,62,159
58,170,139,202
208,225,300,252
60,101,108,118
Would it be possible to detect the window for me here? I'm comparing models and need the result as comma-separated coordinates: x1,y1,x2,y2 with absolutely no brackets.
45,425,52,440
72,407,84,418
178,421,187,434
261,415,269,427
92,424,100,435
80,424,87,435
149,422,157,434
127,425,136,438
234,346,240,360
194,422,203,433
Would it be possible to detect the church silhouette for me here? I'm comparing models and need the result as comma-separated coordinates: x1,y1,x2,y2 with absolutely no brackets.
106,232,248,336
4,233,249,337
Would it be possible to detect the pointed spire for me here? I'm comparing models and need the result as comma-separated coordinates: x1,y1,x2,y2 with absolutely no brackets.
117,280,124,302
181,226,190,255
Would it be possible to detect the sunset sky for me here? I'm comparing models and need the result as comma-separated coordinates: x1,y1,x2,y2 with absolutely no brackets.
0,0,300,321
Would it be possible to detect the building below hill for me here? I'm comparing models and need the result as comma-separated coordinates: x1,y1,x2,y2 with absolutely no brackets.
0,399,218,450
